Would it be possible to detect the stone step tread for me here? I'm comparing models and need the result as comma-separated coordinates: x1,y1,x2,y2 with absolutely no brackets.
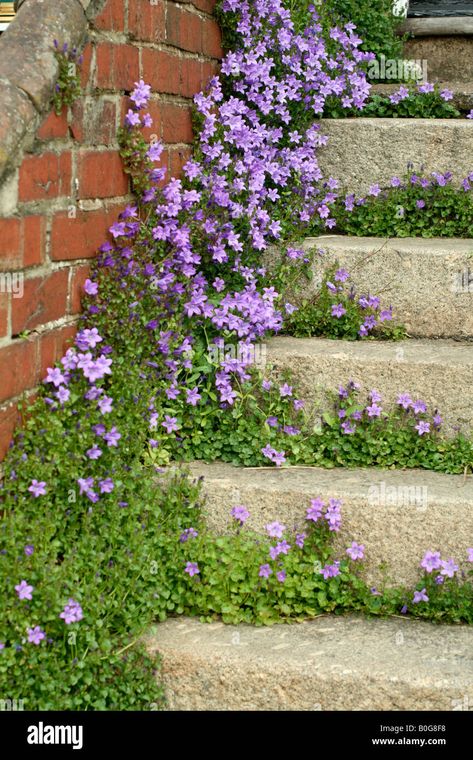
268,336,473,367
190,461,473,504
312,235,473,254
147,616,473,710
189,462,473,586
400,17,473,35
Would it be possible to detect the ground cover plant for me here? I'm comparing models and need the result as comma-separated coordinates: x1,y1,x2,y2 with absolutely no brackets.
2,0,473,710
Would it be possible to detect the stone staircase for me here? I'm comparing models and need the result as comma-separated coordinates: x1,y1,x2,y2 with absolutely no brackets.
146,20,473,711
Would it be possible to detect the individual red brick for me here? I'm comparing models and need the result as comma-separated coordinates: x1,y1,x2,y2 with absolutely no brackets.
70,264,91,314
0,217,22,269
191,0,217,13
0,402,20,461
22,216,45,268
37,110,69,140
0,341,37,404
160,102,194,144
166,5,203,54
180,57,204,98
128,0,165,41
202,18,223,58
19,152,72,202
95,43,140,91
169,146,192,179
93,0,125,31
50,203,123,261
141,48,181,95
80,42,94,91
77,150,128,199
0,216,45,271
71,98,117,145
0,292,9,338
11,269,69,335
39,324,77,380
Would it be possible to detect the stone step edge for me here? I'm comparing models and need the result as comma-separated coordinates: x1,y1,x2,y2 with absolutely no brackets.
146,616,473,711
187,461,473,586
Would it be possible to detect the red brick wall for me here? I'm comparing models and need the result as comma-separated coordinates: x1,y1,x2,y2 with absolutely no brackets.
0,0,221,459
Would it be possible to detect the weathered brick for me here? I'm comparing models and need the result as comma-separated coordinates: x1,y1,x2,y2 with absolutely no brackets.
0,216,45,271
71,97,118,145
77,150,128,199
169,146,192,179
19,152,72,202
0,402,20,460
0,218,22,269
191,0,217,13
80,42,94,91
70,264,91,314
180,57,204,98
95,43,140,91
50,203,123,261
39,324,77,380
0,292,9,338
37,110,69,141
0,340,37,404
160,102,194,144
202,17,223,59
12,269,69,335
166,5,203,54
22,216,45,268
128,0,165,41
141,48,181,95
93,0,126,31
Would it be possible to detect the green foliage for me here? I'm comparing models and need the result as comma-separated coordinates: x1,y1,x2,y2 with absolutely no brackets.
282,264,406,341
324,89,461,119
52,43,82,116
321,0,404,66
332,172,473,238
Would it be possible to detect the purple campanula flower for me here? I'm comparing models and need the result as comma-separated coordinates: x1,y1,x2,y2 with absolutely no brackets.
259,564,272,579
331,303,346,319
59,598,83,624
413,588,429,604
265,521,286,539
24,545,34,556
279,383,293,398
420,551,442,573
86,445,102,460
28,626,46,645
162,416,180,434
231,506,250,524
104,427,121,447
415,421,430,436
346,542,365,561
440,558,458,578
185,562,200,577
15,580,33,600
397,393,413,410
28,480,47,498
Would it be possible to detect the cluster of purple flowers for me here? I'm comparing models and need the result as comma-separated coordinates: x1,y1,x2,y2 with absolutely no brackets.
335,384,442,437
342,170,473,214
327,267,393,337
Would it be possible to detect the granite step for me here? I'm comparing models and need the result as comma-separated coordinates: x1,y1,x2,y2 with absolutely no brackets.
290,236,473,339
189,461,473,586
146,615,473,711
318,118,473,195
266,336,473,437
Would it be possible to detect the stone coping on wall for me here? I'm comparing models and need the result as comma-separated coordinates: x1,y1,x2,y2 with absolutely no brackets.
0,0,102,184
